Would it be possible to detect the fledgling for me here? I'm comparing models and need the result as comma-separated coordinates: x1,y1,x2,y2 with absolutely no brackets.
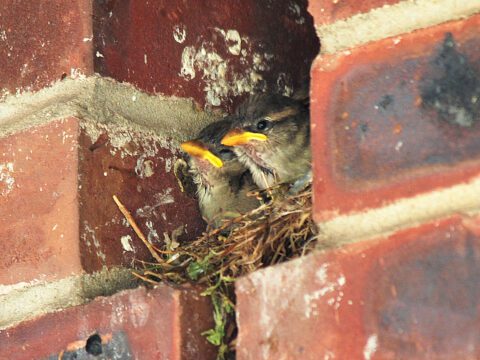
181,117,260,228
221,93,311,190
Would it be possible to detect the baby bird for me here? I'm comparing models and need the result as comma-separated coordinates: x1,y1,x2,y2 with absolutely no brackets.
221,93,311,190
181,117,260,228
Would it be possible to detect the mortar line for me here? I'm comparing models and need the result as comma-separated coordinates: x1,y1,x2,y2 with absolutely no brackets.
316,0,480,54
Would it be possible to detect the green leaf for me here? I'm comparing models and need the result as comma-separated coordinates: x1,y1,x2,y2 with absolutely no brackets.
186,253,214,281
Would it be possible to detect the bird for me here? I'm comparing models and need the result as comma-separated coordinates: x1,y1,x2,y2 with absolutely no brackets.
221,93,311,191
180,117,260,228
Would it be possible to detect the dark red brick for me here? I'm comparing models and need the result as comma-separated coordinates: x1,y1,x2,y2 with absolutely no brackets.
0,284,216,360
236,215,480,359
308,0,400,26
311,15,480,221
0,118,204,285
78,122,205,272
93,0,319,111
0,0,93,95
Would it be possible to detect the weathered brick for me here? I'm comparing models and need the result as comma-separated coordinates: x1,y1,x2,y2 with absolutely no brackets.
93,0,319,111
236,215,480,359
79,121,205,272
311,15,480,221
0,118,81,285
308,0,400,26
0,284,216,360
0,0,93,95
0,118,204,285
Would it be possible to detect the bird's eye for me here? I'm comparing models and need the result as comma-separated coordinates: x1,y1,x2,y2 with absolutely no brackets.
256,119,270,131
219,148,235,160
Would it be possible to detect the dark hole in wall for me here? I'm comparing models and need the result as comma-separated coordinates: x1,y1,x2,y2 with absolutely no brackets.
85,333,103,356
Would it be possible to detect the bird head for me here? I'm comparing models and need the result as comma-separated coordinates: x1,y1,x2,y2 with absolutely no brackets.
220,94,310,187
181,117,247,188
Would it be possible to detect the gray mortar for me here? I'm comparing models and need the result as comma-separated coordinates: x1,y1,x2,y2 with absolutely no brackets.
0,267,138,330
317,0,480,54
0,75,219,143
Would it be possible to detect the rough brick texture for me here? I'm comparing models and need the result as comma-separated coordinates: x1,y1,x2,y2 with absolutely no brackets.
79,121,205,272
0,285,216,360
93,0,319,111
236,215,480,360
311,15,480,220
0,118,204,285
0,0,93,95
308,0,400,26
0,118,81,285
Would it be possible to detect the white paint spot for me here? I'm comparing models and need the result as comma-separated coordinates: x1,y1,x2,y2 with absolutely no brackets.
144,53,148,64
70,68,86,80
0,30,7,41
120,235,134,252
179,30,273,107
324,350,336,359
316,263,329,284
363,334,378,360
180,46,197,80
135,155,155,178
0,162,15,196
395,141,403,151
95,51,104,58
173,24,187,43
145,220,160,244
304,264,347,318
225,29,242,55
83,36,93,42
82,222,106,262
165,157,172,173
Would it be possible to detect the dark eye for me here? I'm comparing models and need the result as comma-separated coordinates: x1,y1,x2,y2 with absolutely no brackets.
256,119,270,131
219,148,235,160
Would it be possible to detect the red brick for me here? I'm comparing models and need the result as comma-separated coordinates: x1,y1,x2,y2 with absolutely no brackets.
308,0,400,26
0,0,93,95
0,118,204,285
78,122,205,272
236,215,480,359
0,118,81,285
311,15,480,221
93,0,319,111
0,284,216,359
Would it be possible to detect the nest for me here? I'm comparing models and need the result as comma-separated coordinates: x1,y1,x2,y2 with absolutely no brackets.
113,184,317,358
115,184,317,285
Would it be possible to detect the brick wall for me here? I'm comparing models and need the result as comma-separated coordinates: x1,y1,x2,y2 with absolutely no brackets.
2,0,480,359
236,1,480,359
0,0,318,358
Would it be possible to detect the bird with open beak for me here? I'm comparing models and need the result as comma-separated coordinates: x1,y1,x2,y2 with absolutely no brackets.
221,93,311,190
180,117,260,228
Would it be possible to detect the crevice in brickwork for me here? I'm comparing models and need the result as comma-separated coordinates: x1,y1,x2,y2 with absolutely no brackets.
421,32,480,127
85,333,103,356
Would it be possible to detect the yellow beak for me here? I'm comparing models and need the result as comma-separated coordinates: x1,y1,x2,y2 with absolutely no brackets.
221,129,268,146
180,140,224,168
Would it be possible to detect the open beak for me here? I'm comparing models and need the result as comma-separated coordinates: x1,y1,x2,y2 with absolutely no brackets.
221,129,268,146
180,140,224,168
